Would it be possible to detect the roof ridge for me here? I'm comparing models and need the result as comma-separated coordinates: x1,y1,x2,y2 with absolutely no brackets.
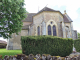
37,7,57,13
63,14,71,23
29,13,36,14
44,7,56,11
63,14,73,22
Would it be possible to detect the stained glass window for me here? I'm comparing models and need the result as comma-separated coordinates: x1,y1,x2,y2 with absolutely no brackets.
48,25,51,35
53,25,57,36
51,21,53,24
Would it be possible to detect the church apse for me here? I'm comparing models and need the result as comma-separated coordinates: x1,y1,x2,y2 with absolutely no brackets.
6,7,78,50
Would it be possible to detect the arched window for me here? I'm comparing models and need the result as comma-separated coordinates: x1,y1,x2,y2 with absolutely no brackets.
37,26,40,35
53,25,57,36
48,25,51,35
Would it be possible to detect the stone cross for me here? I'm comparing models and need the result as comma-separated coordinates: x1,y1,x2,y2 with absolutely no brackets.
35,54,41,60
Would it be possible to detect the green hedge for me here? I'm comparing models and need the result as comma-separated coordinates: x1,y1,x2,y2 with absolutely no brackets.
21,35,73,57
74,39,80,52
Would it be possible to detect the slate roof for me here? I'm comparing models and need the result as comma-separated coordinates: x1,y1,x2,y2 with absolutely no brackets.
38,7,57,13
22,7,72,24
63,14,71,23
22,25,29,30
0,40,7,44
35,7,63,16
22,13,36,22
65,14,73,22
63,14,73,23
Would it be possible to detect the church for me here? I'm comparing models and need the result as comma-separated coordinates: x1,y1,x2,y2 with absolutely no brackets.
6,7,78,50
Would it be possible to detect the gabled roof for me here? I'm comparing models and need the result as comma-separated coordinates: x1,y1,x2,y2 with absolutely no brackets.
65,14,73,22
22,7,73,23
38,7,57,13
22,13,36,22
22,25,29,30
34,7,63,16
63,14,73,23
63,14,71,23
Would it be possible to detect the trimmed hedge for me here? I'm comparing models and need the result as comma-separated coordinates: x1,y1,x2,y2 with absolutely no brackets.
21,35,73,57
74,39,80,52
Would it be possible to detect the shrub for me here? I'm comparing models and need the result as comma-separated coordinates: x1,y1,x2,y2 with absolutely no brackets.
21,35,73,57
74,39,80,52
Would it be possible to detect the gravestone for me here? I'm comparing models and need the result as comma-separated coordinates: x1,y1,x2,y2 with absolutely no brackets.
28,54,34,60
35,54,41,60
46,54,51,60
42,54,46,60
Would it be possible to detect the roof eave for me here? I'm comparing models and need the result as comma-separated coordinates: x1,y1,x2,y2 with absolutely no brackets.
22,28,29,30
33,11,63,17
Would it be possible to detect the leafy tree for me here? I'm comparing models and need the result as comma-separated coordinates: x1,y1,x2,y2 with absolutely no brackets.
0,0,27,38
78,32,80,39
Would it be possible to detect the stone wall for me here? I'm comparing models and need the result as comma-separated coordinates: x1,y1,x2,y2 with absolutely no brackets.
33,12,44,35
73,30,78,40
64,23,73,38
1,54,80,60
23,22,32,26
6,33,22,50
44,11,64,38
21,30,28,36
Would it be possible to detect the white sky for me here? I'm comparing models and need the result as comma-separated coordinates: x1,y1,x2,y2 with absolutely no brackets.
24,0,80,33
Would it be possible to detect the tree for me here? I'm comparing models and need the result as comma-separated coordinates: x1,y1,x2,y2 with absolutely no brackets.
0,0,27,38
78,32,80,39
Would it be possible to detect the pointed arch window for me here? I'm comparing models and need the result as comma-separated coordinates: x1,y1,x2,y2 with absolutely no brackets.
48,25,51,35
37,26,40,35
53,25,57,36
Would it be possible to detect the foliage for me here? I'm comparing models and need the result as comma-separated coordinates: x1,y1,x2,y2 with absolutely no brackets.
0,48,22,58
0,0,27,38
78,32,80,39
21,35,73,57
74,39,80,52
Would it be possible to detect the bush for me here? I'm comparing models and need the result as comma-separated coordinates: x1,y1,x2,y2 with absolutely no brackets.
74,39,80,52
21,35,73,57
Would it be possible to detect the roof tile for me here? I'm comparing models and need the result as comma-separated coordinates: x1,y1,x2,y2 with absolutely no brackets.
63,14,71,23
22,13,36,22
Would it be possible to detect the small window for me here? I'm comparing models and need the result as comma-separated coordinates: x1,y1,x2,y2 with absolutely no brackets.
66,26,69,28
37,26,40,35
53,25,57,36
51,21,53,24
48,25,51,35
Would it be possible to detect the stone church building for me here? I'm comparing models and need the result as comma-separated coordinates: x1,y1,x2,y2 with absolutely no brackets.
6,7,78,50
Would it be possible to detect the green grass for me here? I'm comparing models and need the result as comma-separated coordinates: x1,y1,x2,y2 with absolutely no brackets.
0,48,22,58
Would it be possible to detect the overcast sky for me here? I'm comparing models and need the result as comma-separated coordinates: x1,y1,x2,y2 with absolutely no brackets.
24,0,80,33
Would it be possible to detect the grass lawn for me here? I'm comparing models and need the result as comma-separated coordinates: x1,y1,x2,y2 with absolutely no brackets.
0,48,22,58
